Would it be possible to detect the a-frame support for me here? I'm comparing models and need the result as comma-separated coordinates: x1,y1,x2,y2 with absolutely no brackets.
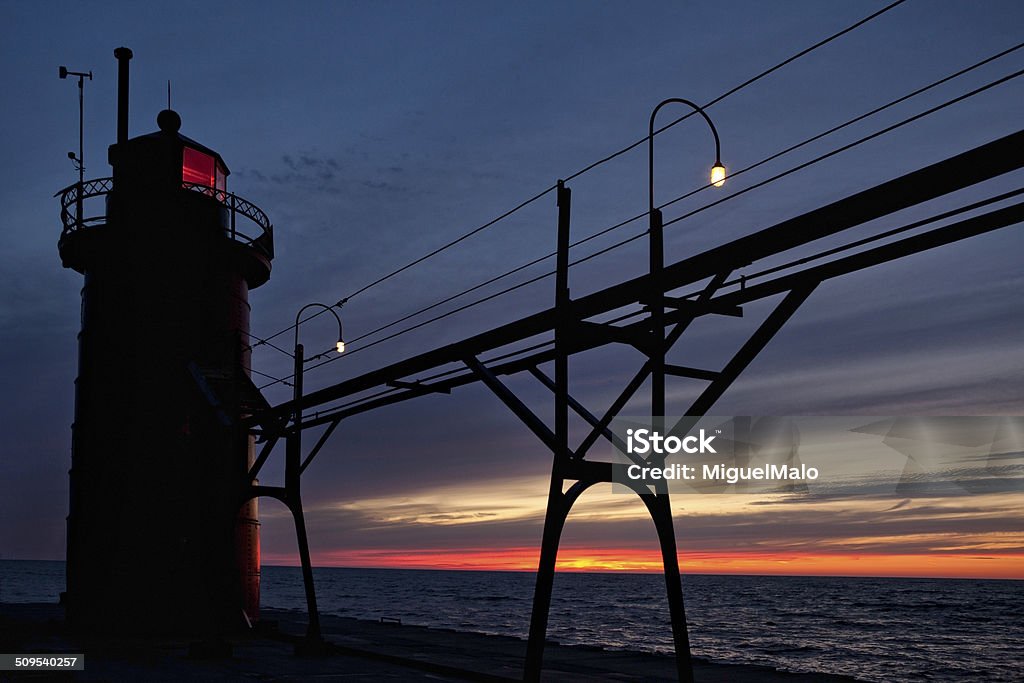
242,417,347,647
241,441,324,645
463,182,828,682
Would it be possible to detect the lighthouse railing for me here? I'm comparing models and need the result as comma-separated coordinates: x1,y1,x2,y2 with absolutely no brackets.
56,178,274,259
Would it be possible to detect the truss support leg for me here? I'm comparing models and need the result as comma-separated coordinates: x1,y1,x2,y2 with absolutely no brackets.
644,491,693,683
524,473,567,682
289,493,321,643
524,476,594,682
286,342,321,644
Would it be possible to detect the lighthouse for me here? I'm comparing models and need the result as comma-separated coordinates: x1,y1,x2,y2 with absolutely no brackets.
57,47,270,633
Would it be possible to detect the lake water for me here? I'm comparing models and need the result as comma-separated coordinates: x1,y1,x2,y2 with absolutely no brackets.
2,560,1020,682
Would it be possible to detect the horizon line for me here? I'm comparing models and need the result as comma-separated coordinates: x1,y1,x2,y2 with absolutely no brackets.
4,556,1021,582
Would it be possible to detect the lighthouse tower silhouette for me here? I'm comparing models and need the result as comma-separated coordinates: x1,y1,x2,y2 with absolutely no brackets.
57,47,272,633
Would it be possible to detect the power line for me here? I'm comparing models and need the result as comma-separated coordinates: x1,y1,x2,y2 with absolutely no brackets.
263,68,1024,386
270,49,1024,375
255,66,1024,389
247,0,909,351
660,67,1024,232
341,186,559,305
246,365,292,386
249,189,557,351
239,327,294,359
326,42,1023,355
563,0,911,183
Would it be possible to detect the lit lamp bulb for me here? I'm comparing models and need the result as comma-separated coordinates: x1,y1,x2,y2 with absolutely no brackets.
710,162,726,188
336,340,346,354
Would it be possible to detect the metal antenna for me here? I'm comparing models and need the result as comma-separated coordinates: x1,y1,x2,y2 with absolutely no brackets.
167,80,171,109
59,64,93,228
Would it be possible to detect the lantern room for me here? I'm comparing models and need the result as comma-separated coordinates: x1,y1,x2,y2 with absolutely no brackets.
106,107,233,195
183,145,227,192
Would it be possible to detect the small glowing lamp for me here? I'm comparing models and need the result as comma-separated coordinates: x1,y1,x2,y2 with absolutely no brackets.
710,161,726,188
336,340,346,354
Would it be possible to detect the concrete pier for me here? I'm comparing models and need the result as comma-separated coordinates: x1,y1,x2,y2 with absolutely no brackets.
1,603,858,681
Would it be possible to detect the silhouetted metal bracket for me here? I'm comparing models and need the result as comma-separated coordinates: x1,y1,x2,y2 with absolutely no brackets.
387,379,451,395
572,270,732,459
237,372,273,414
464,355,562,456
299,417,343,475
526,366,627,455
673,284,817,438
248,434,279,482
664,364,721,381
571,320,656,355
250,413,343,482
247,484,290,506
639,294,743,318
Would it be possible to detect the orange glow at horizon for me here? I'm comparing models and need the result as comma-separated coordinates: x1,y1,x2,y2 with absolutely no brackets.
260,547,1024,580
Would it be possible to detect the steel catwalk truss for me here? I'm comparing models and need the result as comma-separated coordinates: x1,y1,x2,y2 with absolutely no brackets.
243,129,1024,681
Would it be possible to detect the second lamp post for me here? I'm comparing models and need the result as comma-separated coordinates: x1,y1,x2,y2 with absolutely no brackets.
288,301,345,643
646,97,725,423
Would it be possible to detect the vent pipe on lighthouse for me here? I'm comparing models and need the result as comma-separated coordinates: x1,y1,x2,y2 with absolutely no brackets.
114,47,132,145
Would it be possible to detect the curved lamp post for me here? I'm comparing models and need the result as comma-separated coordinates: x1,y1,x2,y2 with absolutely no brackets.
648,98,725,215
646,97,724,683
291,300,345,475
292,302,346,461
647,97,725,423
294,302,346,365
288,302,345,643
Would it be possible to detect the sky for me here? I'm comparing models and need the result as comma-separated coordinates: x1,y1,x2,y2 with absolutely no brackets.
1,1,1022,579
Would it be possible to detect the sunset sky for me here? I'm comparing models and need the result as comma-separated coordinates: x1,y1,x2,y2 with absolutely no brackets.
1,1,1022,580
